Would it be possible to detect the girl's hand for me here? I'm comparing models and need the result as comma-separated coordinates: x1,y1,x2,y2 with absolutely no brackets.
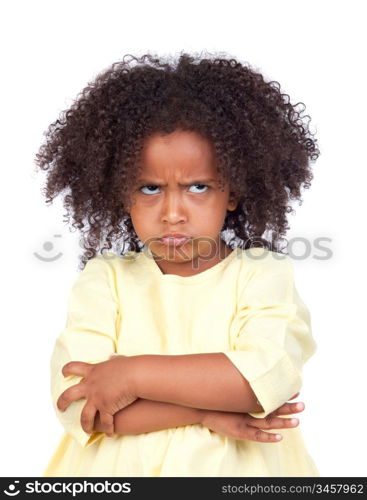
56,354,138,437
200,392,304,442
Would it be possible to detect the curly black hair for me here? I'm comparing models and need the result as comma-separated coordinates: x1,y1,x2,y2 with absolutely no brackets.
34,50,320,271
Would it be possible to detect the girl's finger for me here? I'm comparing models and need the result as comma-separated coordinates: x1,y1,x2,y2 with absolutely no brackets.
250,414,299,430
273,401,305,416
99,411,115,437
62,361,92,378
57,380,87,412
240,425,283,443
80,400,98,435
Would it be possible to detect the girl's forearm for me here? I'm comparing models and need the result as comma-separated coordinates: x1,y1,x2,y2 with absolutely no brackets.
94,398,204,435
131,353,262,413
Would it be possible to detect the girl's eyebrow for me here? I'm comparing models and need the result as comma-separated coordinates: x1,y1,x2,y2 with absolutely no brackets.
137,178,218,186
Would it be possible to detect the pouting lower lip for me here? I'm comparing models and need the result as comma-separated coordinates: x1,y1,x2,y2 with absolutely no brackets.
160,237,190,247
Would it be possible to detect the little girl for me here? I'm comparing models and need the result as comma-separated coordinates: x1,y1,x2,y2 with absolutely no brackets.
36,51,320,477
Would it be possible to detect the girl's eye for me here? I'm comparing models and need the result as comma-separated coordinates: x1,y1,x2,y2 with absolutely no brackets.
139,185,160,195
189,184,209,193
139,184,209,195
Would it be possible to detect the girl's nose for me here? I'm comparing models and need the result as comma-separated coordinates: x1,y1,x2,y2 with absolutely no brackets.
161,192,187,224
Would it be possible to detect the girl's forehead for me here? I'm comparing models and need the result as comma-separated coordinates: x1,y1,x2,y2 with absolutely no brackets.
138,130,219,180
137,163,218,180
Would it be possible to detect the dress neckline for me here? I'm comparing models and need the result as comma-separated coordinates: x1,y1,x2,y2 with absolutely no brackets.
139,245,240,284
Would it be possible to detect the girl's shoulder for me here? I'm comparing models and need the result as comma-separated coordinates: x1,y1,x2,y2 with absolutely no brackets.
238,246,293,274
235,247,296,296
235,248,297,304
90,250,147,276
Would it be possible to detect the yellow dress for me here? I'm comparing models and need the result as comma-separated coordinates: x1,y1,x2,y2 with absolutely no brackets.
43,246,319,477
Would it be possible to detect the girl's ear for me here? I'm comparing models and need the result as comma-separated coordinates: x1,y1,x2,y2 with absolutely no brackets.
227,192,238,212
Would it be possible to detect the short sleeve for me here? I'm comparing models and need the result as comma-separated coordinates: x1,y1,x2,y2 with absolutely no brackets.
49,255,120,448
222,252,317,418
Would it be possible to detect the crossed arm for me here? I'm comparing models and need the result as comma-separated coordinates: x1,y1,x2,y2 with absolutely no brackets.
93,353,263,435
95,399,204,434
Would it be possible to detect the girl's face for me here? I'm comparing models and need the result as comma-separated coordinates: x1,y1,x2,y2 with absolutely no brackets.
127,129,238,276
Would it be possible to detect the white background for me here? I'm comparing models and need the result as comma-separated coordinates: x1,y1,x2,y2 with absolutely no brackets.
1,0,366,477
